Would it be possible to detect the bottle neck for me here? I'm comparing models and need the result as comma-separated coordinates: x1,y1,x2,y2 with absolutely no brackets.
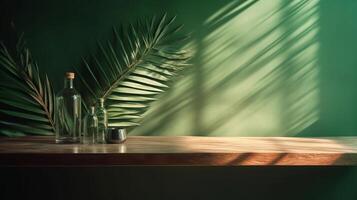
98,99,105,108
90,107,96,115
99,101,104,108
64,78,74,89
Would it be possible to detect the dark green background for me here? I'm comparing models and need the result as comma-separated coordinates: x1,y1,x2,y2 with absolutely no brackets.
1,0,356,136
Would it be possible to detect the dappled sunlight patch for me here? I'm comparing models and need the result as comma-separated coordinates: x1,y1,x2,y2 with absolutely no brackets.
132,0,320,136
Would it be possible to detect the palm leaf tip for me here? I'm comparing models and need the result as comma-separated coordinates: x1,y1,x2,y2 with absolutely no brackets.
76,14,192,128
0,35,56,136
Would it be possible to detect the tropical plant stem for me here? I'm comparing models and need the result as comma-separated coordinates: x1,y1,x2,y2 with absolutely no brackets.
22,71,55,132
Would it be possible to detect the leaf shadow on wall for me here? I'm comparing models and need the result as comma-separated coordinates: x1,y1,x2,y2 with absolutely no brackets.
133,0,322,136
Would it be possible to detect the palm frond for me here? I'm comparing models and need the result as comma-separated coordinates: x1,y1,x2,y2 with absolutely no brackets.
0,35,55,136
76,14,191,127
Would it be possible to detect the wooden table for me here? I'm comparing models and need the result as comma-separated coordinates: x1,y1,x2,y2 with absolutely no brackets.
1,136,357,166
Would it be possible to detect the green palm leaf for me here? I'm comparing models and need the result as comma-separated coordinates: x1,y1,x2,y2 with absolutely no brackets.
0,35,55,136
76,14,191,127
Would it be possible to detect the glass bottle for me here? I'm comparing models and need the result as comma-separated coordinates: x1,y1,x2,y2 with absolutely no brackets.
95,98,107,144
55,72,81,143
83,106,98,144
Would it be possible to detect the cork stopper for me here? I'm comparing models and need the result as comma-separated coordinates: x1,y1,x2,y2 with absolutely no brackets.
65,72,75,79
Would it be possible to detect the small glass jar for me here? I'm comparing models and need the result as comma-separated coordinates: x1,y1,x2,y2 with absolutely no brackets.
82,106,98,144
95,98,107,144
107,127,127,144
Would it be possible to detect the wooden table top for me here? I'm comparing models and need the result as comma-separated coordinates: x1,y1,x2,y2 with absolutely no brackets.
1,136,357,166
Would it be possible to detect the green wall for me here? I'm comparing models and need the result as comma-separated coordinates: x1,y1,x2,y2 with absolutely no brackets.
1,0,357,136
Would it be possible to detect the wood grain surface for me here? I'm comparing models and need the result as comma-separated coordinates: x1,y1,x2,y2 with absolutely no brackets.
1,136,357,166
